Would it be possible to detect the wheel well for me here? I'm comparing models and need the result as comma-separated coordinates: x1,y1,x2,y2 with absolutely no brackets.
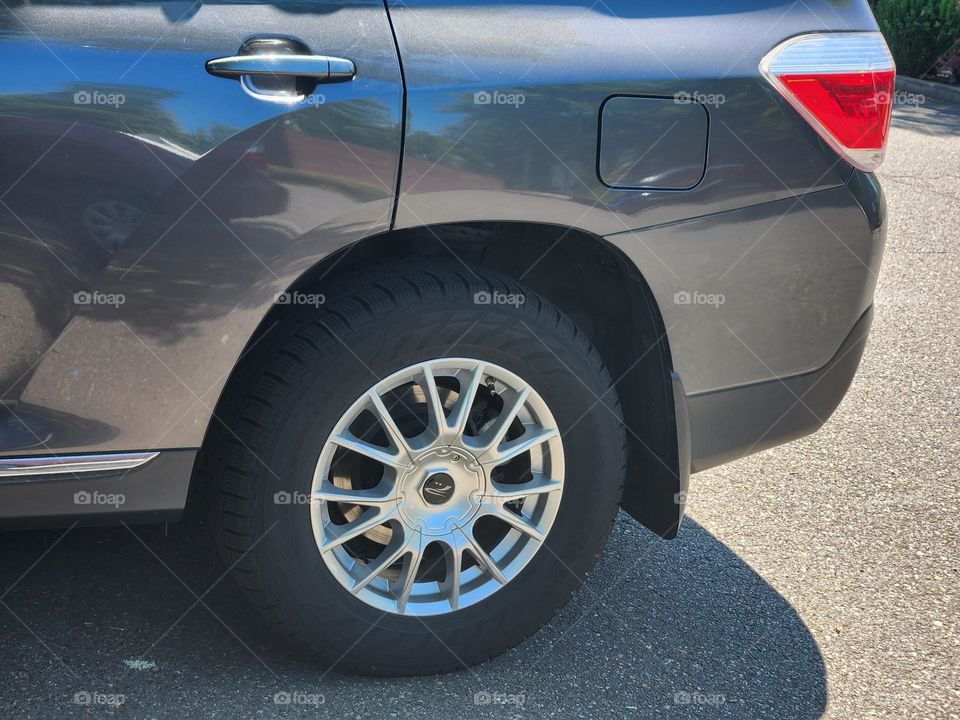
216,221,683,538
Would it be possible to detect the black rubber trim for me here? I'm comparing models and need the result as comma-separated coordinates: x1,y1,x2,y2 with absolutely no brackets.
0,449,196,529
382,0,408,229
620,370,691,539
687,305,873,472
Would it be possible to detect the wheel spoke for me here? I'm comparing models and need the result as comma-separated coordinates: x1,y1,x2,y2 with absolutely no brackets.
458,527,507,584
486,473,562,501
472,386,530,457
447,362,485,442
312,482,397,507
481,502,546,542
391,534,424,614
481,426,558,467
332,431,407,469
367,390,414,461
440,538,464,610
351,528,410,594
318,506,396,552
418,364,448,442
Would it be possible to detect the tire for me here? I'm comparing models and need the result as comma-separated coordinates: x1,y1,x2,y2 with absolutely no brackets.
209,262,626,675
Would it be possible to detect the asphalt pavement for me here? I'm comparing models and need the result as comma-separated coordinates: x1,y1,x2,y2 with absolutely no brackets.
0,100,957,720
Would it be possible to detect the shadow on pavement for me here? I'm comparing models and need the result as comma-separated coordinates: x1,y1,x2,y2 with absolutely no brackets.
0,511,825,719
891,99,960,137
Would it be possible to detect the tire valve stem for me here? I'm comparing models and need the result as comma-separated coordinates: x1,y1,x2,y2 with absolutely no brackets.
485,376,497,394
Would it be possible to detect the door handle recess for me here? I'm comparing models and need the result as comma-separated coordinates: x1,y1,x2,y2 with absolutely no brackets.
205,54,355,82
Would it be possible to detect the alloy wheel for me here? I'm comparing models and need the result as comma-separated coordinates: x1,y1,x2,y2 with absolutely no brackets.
311,358,565,616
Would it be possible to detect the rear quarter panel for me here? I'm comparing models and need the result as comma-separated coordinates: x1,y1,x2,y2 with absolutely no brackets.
388,0,884,393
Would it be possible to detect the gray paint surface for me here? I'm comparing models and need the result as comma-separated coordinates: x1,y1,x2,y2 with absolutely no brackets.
0,0,884,476
387,0,883,394
0,1,403,455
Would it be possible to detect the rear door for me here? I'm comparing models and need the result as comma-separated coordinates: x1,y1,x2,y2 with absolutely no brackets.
0,1,402,456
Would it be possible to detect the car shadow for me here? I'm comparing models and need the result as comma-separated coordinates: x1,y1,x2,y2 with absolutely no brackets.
891,99,960,137
0,511,826,718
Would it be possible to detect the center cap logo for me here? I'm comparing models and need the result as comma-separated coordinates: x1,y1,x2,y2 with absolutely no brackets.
421,473,456,505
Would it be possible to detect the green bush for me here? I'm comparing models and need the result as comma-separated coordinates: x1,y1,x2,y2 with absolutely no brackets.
874,0,960,77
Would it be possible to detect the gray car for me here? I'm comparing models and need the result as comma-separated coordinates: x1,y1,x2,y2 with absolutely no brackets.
0,0,891,674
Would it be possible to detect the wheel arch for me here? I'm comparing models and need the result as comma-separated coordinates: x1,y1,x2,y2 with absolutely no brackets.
201,221,687,538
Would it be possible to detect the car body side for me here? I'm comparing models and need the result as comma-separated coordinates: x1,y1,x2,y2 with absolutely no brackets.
0,0,885,535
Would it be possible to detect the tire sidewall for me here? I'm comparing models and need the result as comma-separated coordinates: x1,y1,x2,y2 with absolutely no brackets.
229,276,625,670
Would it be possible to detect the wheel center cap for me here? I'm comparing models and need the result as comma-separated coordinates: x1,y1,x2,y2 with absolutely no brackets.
421,472,456,505
397,446,485,536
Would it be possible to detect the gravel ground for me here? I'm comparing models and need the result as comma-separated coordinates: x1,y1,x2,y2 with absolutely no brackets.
0,101,957,720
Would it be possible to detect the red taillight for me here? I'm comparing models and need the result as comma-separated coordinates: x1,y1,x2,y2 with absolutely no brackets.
778,70,895,149
761,33,896,172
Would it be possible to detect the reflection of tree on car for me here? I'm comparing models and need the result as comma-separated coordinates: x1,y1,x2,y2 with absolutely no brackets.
0,99,289,396
0,86,290,257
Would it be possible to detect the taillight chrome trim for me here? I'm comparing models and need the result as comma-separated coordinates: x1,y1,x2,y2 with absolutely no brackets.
760,32,896,173
761,32,894,75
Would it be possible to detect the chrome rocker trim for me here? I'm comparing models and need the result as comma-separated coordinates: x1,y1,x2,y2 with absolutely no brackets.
0,451,160,479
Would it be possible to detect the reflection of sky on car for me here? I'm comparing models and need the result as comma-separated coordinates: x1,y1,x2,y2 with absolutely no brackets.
0,41,289,134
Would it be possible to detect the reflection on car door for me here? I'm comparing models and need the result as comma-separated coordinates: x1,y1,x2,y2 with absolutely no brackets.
0,1,403,456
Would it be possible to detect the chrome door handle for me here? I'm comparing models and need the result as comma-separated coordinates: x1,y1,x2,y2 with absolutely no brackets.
205,54,356,82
